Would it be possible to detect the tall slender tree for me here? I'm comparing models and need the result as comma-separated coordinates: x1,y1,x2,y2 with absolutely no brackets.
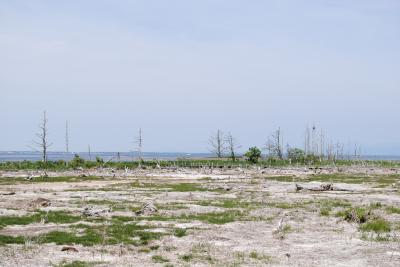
32,111,52,163
209,129,225,158
136,128,143,162
225,133,241,161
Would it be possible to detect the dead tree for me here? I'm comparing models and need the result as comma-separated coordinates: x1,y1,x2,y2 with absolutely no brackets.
136,128,143,163
88,145,92,161
225,133,241,161
209,129,225,158
32,111,52,163
269,128,283,160
304,125,311,156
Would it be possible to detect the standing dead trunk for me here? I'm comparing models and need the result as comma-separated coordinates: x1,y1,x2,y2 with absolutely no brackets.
209,130,225,158
32,111,52,164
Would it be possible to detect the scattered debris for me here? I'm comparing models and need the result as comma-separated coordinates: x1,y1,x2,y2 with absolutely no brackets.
344,209,371,223
29,197,51,208
135,202,158,216
295,183,352,192
82,206,111,217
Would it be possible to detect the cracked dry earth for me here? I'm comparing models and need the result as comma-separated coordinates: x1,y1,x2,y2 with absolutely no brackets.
0,167,400,266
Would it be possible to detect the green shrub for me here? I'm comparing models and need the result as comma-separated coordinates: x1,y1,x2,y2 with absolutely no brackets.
244,147,262,164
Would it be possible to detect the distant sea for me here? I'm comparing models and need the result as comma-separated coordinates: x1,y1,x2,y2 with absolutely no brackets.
0,151,212,162
1,151,400,162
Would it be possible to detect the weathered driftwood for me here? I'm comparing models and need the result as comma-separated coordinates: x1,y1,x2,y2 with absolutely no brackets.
295,183,352,192
29,197,51,208
61,246,79,252
82,206,111,217
0,192,15,196
135,202,158,216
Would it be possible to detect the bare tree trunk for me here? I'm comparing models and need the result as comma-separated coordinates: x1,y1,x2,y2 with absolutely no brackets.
209,129,225,158
272,128,283,160
33,111,52,164
304,125,310,156
136,128,143,166
226,133,241,161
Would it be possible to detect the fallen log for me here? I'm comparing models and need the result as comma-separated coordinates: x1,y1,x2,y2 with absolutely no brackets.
0,192,16,196
295,183,352,192
61,246,79,252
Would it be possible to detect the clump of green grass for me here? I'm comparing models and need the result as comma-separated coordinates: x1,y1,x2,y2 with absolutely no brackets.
0,235,25,245
42,229,103,246
180,210,245,224
360,218,391,233
174,228,187,237
386,206,400,214
151,255,169,263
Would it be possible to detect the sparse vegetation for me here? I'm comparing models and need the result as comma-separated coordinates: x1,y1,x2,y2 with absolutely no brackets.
151,255,169,263
0,166,399,265
174,228,187,237
360,218,391,233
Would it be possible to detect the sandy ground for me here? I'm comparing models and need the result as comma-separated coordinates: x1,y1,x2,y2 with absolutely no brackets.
0,167,399,266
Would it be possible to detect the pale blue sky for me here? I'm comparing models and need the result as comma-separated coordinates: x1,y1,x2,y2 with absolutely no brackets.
1,0,399,154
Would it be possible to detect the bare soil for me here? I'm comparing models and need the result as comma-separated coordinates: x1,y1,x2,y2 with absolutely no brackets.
0,167,399,266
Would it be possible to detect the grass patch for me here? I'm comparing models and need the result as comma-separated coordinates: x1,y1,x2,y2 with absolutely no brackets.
320,207,331,216
0,222,162,246
136,210,247,225
174,228,187,237
360,218,391,233
386,206,400,214
0,211,81,228
264,176,296,182
180,254,193,262
249,251,272,262
151,255,169,263
0,235,25,245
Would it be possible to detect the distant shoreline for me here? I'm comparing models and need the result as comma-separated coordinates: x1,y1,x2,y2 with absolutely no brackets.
1,151,400,162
